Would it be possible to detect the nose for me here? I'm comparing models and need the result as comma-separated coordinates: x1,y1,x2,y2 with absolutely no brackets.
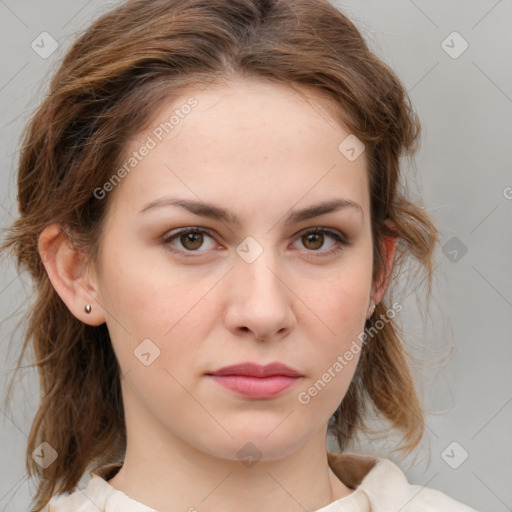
223,248,296,342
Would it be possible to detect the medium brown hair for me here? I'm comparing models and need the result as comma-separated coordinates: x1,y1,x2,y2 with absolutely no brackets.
1,0,440,510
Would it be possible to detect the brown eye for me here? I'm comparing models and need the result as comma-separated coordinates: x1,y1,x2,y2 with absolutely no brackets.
163,228,217,254
302,232,324,250
293,228,348,257
180,231,204,250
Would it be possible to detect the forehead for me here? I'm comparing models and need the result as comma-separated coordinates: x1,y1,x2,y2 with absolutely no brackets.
111,77,370,220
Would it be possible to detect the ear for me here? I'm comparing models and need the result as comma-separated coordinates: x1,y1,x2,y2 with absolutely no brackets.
371,221,398,306
37,224,106,326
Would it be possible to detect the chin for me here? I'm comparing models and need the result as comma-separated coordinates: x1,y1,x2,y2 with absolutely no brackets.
203,426,313,464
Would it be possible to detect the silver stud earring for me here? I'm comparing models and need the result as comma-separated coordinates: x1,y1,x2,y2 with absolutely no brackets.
367,303,375,319
84,304,92,314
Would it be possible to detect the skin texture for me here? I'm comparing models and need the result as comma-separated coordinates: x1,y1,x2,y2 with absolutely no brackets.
38,77,396,512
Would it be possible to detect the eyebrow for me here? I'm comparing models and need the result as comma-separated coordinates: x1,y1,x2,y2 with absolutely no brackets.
140,197,363,225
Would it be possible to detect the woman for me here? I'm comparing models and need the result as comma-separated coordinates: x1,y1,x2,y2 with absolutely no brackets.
1,0,478,510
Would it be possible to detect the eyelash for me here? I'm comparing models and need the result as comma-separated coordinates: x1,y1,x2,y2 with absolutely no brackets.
161,227,350,258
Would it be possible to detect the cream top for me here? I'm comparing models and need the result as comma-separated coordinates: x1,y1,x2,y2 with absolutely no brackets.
44,452,478,511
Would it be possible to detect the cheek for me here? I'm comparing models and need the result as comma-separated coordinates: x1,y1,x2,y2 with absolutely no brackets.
98,238,184,330
300,262,372,337
294,261,371,398
99,253,220,375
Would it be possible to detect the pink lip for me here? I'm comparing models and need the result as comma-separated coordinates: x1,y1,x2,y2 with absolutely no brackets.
209,362,303,378
206,362,303,399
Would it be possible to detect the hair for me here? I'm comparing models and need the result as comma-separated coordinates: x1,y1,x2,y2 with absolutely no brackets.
1,0,441,510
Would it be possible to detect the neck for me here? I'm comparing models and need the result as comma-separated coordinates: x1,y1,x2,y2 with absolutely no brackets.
107,415,352,512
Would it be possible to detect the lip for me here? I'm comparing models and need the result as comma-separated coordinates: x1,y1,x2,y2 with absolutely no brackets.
208,362,303,378
206,362,303,399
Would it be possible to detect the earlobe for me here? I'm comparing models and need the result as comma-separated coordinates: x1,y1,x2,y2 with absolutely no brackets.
37,224,106,326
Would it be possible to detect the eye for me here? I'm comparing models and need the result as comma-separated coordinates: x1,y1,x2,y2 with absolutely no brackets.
292,228,349,257
162,228,217,254
162,227,349,258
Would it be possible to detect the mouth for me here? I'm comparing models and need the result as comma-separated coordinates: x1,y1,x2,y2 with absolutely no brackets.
206,362,303,399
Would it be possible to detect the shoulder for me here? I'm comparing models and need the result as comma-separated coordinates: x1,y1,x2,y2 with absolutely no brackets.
360,456,479,511
42,476,112,512
42,462,155,512
328,451,479,511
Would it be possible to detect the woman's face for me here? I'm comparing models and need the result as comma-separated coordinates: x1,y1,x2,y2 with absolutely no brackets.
93,77,379,461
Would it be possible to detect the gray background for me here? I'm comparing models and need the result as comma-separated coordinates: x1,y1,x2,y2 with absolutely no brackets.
0,1,510,511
